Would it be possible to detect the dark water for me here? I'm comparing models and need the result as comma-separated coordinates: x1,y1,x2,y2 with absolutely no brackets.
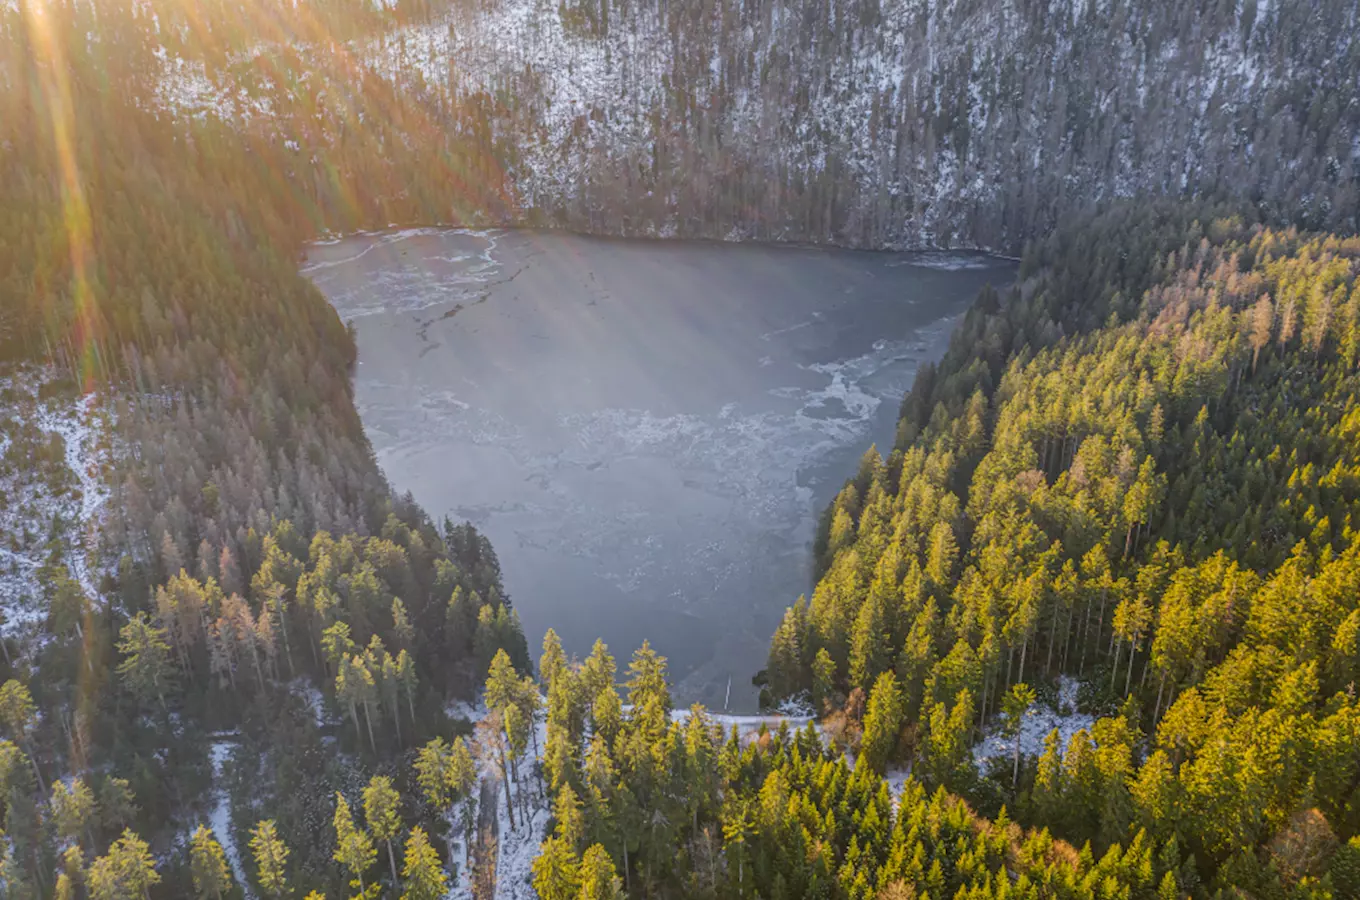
304,229,1014,711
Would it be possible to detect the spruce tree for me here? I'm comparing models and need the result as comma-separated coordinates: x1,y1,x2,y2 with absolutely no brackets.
400,827,447,900
190,825,232,900
334,792,376,892
363,775,403,885
248,820,290,900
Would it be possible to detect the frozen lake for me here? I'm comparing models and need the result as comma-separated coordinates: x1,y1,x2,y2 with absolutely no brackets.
305,229,1014,711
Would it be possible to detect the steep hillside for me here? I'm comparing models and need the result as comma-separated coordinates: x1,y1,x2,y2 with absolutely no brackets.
762,208,1360,893
159,0,1359,249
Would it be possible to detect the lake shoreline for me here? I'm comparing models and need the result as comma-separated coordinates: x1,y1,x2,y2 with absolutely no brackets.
306,221,1020,262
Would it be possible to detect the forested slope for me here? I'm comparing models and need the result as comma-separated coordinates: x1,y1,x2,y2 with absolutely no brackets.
153,0,1359,250
754,209,1360,895
0,7,532,896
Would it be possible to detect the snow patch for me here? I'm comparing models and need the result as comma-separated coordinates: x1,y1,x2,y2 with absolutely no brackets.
490,803,550,900
0,368,111,642
886,252,1000,271
290,679,328,728
882,764,914,808
209,738,253,899
675,707,815,739
971,676,1094,768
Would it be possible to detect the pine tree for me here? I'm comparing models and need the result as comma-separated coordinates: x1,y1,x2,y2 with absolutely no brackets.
766,604,805,698
414,738,454,812
553,783,585,851
392,597,414,648
116,612,175,709
532,836,581,900
812,648,836,711
98,777,137,831
577,844,623,900
1002,682,1037,787
395,649,418,726
364,775,403,884
849,596,888,692
88,829,160,900
485,648,522,713
400,827,447,900
721,795,754,888
860,670,904,774
50,777,95,848
190,825,232,900
249,820,290,900
0,681,41,786
540,628,567,692
505,702,529,798
322,620,355,674
334,792,377,891
580,640,617,702
450,736,478,859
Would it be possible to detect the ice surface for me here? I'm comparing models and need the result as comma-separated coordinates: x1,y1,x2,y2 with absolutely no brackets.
306,231,1014,711
308,232,1011,712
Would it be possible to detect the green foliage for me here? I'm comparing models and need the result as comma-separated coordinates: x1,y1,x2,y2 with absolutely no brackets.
190,825,233,900
116,613,175,709
334,792,376,889
50,777,95,846
362,775,403,884
249,820,290,899
533,836,581,900
399,827,447,900
577,844,623,900
860,671,905,774
88,829,159,900
761,213,1360,887
537,637,1213,900
0,681,36,742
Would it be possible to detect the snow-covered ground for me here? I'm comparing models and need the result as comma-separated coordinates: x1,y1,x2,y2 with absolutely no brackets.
209,737,253,899
446,697,551,900
0,368,111,642
971,676,1094,768
882,764,914,807
289,678,329,728
675,707,815,744
488,797,550,900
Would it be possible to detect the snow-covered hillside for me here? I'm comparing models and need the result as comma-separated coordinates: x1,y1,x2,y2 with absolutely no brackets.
155,0,1359,250
0,369,111,643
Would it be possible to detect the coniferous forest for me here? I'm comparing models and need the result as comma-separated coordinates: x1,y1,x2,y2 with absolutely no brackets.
1,0,1359,897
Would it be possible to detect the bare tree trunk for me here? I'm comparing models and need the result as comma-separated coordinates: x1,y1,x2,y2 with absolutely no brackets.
1012,722,1023,787
498,750,516,832
1061,600,1076,672
1153,672,1168,726
364,702,378,754
1078,598,1093,673
1095,589,1109,659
